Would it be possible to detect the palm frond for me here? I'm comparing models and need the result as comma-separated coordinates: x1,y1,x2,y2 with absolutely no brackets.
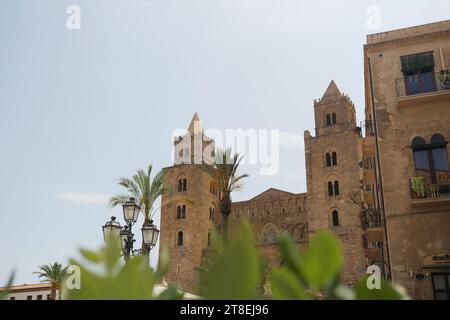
108,194,131,208
118,177,141,197
110,165,166,222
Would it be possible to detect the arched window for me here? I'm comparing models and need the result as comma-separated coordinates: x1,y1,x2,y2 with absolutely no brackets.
177,178,187,192
412,136,427,147
328,181,334,196
332,152,337,166
332,210,340,226
327,180,340,196
334,181,340,196
176,231,183,246
291,223,307,242
431,134,446,144
209,207,214,221
326,153,332,167
176,205,186,219
412,135,449,194
262,223,277,244
331,113,337,124
326,114,332,126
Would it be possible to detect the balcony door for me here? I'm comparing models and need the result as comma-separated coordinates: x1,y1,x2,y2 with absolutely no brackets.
401,52,436,96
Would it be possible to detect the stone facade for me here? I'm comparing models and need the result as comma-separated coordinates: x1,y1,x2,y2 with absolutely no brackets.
363,20,450,300
159,20,450,299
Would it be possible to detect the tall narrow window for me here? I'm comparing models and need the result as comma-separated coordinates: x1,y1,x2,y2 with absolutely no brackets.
326,114,332,126
207,232,211,247
328,181,334,196
326,153,332,167
177,231,183,246
331,113,337,124
332,152,337,166
178,178,187,192
334,181,340,196
332,210,340,226
176,205,186,219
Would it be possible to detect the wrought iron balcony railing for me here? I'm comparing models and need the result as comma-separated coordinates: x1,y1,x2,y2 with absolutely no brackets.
360,208,381,230
395,71,450,98
410,174,450,200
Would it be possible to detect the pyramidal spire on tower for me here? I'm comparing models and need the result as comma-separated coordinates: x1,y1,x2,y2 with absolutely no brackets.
187,112,202,134
321,80,342,101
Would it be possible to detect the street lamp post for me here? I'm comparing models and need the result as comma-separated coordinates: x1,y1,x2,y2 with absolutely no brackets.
102,197,160,262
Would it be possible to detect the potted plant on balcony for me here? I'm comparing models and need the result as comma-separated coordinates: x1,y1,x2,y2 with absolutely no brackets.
438,69,450,89
410,176,426,199
429,183,440,198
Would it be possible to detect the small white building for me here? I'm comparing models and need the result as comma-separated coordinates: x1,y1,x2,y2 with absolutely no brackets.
0,283,54,300
1,283,199,300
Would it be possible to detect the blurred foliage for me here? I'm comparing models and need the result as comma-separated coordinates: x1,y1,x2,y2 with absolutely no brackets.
64,237,182,300
199,222,260,299
58,220,409,300
0,271,15,300
270,231,409,300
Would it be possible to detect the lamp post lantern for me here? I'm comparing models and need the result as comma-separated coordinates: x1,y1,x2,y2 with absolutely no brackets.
142,220,160,249
102,198,159,262
102,216,122,243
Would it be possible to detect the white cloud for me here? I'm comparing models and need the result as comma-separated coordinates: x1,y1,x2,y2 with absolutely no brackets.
60,192,110,205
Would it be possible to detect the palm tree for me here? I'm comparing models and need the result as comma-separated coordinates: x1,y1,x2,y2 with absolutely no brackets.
109,164,165,254
34,263,68,300
202,148,249,243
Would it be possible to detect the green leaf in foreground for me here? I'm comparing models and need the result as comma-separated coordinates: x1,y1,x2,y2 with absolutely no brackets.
355,276,410,300
298,231,342,288
271,267,310,300
0,271,15,300
201,221,260,300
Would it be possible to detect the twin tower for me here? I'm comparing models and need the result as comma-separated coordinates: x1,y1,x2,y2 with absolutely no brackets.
159,81,368,293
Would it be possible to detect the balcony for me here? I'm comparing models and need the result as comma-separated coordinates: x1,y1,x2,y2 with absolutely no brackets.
410,175,450,206
395,71,450,107
360,207,384,243
396,71,450,97
361,208,381,229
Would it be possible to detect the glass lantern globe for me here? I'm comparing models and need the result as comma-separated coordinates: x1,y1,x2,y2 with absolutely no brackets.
102,216,122,243
141,220,160,247
122,198,141,224
119,226,131,249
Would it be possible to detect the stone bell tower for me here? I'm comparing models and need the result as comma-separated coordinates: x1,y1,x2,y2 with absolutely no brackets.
159,113,219,293
304,81,367,285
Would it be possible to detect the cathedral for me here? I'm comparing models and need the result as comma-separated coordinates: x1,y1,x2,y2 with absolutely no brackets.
159,20,450,300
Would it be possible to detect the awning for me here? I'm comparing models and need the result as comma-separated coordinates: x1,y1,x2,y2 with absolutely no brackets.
401,52,435,73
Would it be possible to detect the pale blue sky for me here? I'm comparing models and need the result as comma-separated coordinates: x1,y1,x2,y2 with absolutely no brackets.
1,0,449,284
